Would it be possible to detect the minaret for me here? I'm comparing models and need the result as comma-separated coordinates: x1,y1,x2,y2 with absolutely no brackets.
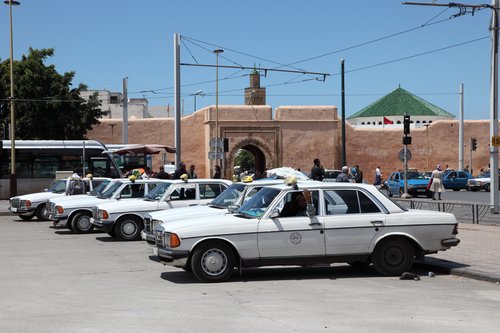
244,69,266,105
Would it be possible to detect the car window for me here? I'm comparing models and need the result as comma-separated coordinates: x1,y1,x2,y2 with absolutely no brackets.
145,182,172,200
279,190,319,217
237,187,281,218
200,183,224,199
458,172,467,178
325,190,359,214
170,183,196,200
358,191,381,213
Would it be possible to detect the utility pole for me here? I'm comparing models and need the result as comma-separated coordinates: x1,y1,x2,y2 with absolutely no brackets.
122,77,128,144
174,33,181,165
459,83,464,171
341,59,346,168
403,1,499,212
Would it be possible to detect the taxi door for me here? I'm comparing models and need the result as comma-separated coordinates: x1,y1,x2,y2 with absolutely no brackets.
257,190,325,259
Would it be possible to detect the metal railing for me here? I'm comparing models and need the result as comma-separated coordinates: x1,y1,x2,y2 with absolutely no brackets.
391,198,500,225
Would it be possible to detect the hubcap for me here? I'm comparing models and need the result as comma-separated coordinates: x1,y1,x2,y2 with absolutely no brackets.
77,216,91,231
122,221,137,237
386,247,403,267
201,249,227,276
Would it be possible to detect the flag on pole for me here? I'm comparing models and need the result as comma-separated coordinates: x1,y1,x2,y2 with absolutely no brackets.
383,116,394,125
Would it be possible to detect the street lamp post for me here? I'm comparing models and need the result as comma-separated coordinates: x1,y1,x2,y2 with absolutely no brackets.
190,90,204,113
4,0,20,197
213,49,224,168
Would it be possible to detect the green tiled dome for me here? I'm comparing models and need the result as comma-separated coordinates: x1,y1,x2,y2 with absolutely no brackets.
347,88,454,119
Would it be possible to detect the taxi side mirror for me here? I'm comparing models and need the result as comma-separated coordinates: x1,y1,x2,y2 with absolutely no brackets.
269,208,280,219
227,205,239,213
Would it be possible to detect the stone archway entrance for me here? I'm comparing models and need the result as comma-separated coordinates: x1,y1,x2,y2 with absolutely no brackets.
239,144,266,178
226,137,274,179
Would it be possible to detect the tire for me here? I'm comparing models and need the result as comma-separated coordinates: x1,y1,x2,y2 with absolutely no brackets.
35,204,49,221
71,212,94,234
372,237,415,276
19,213,35,221
453,188,460,192
426,192,432,198
114,216,142,241
485,184,490,192
191,241,236,282
387,190,393,198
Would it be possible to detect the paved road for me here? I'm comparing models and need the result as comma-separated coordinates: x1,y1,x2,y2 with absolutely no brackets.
1,214,500,332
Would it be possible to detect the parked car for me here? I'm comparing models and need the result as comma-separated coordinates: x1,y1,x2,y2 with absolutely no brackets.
442,170,474,191
323,169,342,182
90,179,231,241
466,172,495,192
386,171,431,198
47,178,164,233
142,179,286,244
9,177,109,221
150,181,460,282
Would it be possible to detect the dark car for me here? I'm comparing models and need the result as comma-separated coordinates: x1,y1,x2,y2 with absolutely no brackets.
442,170,474,191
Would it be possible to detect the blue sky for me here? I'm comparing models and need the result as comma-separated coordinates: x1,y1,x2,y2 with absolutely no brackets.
0,0,495,119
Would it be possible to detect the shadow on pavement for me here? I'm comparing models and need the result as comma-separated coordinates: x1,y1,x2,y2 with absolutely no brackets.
158,264,447,284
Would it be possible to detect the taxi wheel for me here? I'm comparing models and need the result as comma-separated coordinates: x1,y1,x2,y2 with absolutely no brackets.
191,241,235,282
71,212,94,234
372,237,414,276
115,216,142,241
19,213,35,221
485,184,490,192
35,205,49,221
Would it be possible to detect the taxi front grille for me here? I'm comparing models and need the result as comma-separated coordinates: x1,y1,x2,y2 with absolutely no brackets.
10,198,20,208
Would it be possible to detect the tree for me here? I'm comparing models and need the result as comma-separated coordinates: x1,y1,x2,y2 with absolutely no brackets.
0,48,108,140
234,149,255,172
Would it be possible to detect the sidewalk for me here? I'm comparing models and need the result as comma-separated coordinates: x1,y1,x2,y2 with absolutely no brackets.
1,200,499,283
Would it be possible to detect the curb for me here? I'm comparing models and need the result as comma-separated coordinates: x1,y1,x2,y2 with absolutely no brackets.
417,258,500,284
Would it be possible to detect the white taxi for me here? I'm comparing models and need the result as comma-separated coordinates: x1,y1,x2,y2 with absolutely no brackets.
151,181,460,282
90,179,231,241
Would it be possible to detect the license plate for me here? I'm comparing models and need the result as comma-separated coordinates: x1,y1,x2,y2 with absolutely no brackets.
10,207,17,212
152,247,159,256
417,189,426,192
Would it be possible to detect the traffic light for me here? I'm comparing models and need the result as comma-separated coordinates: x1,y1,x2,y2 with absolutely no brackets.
471,137,477,151
403,115,410,135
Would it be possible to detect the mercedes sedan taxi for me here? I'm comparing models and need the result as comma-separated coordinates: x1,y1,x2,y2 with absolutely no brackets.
150,181,460,282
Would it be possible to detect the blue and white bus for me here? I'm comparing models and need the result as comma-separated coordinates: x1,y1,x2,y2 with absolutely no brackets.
0,140,124,199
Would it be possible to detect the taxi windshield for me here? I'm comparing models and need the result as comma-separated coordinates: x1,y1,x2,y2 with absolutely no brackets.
210,183,245,208
237,187,280,218
89,180,111,196
98,181,122,199
144,182,172,200
49,180,68,193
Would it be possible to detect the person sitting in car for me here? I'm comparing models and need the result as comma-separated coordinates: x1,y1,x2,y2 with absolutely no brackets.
280,189,315,217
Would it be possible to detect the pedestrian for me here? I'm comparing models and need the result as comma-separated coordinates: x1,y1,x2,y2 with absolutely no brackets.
213,165,221,179
310,158,325,181
141,167,152,179
430,164,445,200
374,166,382,185
187,164,198,179
464,165,469,173
354,165,363,183
172,162,188,179
155,165,170,179
336,166,350,182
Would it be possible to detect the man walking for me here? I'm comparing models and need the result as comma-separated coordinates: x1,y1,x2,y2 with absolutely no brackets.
310,158,325,181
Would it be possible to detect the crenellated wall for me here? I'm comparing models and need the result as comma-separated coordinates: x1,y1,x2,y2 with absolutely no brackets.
87,105,495,181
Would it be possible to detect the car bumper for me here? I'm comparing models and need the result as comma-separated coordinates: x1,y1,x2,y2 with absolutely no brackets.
90,218,114,232
467,184,485,191
151,246,190,267
10,206,35,214
441,238,460,247
141,230,156,244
